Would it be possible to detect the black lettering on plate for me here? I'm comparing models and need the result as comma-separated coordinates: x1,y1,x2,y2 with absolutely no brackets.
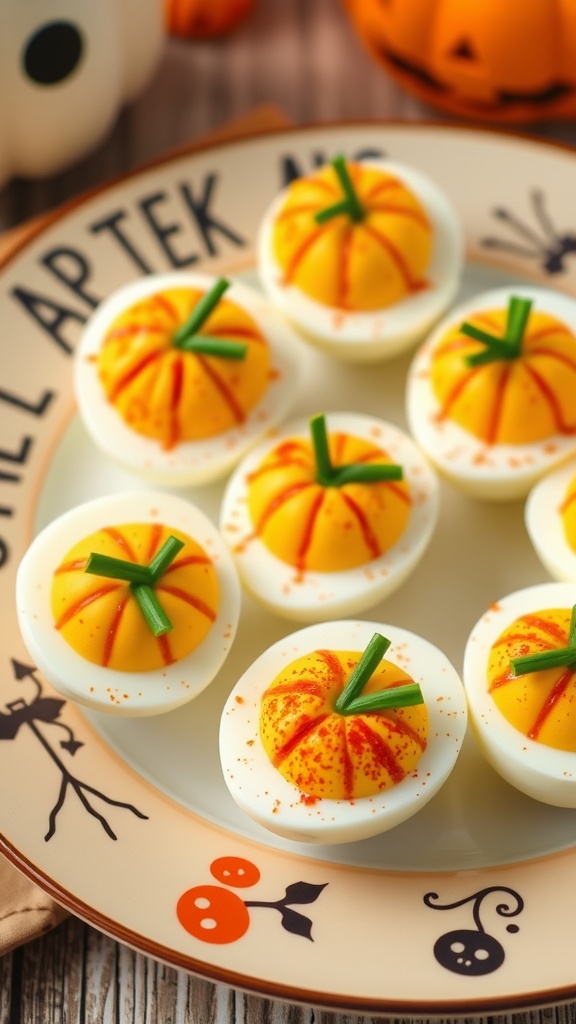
10,286,86,354
90,209,154,275
41,247,101,309
0,387,54,417
0,437,33,483
139,191,199,269
280,147,387,184
179,175,246,256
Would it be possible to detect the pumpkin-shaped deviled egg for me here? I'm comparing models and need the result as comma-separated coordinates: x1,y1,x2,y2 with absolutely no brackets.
407,286,576,500
257,155,463,362
525,458,576,582
220,620,467,844
74,273,302,485
219,412,439,621
16,492,241,716
463,582,576,806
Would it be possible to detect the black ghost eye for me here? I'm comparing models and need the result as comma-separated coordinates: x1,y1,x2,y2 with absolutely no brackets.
450,37,477,61
23,21,84,86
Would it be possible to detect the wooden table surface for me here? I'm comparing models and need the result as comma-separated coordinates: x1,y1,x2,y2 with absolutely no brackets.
4,2,576,1021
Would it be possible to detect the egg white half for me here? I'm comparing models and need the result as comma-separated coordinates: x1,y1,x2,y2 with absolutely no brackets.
16,491,241,717
219,619,467,844
257,159,464,363
74,271,303,486
463,581,576,807
219,412,439,622
406,286,576,501
525,458,576,581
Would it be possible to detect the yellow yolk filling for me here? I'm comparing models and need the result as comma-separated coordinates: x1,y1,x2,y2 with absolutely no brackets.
431,307,576,444
561,476,576,553
272,162,432,312
487,607,576,751
260,648,429,800
246,432,411,572
97,287,271,449
51,522,219,672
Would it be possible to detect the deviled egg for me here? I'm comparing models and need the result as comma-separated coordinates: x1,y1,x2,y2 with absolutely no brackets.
16,492,240,716
525,458,576,581
219,411,439,621
219,619,467,844
463,581,576,806
257,155,463,363
406,286,576,500
74,272,302,486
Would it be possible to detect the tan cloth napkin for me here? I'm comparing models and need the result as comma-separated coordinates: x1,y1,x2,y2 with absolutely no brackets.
0,104,290,955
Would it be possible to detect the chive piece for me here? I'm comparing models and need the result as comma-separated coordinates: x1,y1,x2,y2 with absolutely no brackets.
511,646,576,676
178,335,248,360
343,683,424,715
331,462,403,486
511,605,576,676
309,413,334,486
84,533,185,636
84,553,152,585
309,413,403,488
173,278,230,348
148,535,185,582
507,295,533,348
315,155,364,225
130,583,173,637
463,295,533,368
335,633,390,714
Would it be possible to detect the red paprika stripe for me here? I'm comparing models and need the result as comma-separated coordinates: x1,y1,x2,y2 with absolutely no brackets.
102,597,129,667
54,584,123,630
529,668,576,739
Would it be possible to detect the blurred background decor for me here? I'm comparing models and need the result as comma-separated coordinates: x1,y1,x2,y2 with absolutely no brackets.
0,0,165,186
165,0,256,38
343,0,576,124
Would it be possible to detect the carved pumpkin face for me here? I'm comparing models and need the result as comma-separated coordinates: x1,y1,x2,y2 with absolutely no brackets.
343,0,576,123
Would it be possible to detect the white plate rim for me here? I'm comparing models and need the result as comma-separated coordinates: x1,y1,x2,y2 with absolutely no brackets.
3,120,576,1016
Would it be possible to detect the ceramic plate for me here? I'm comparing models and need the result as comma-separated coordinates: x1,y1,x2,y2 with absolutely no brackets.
3,123,576,1016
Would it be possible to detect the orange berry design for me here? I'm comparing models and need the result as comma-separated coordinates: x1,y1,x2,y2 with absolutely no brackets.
97,285,271,449
488,607,576,750
177,884,250,944
272,159,431,311
260,648,429,799
210,856,261,888
51,522,219,671
246,430,411,573
431,302,576,444
176,857,327,945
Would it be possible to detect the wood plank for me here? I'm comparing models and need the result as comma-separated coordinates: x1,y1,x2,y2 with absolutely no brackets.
0,103,290,266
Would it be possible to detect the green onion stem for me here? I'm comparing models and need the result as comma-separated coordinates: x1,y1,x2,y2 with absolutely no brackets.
335,633,390,714
343,683,424,715
84,534,184,636
511,646,576,676
178,336,248,359
309,413,334,486
309,413,403,487
84,554,151,585
173,277,230,348
463,296,533,368
148,535,185,582
332,463,403,486
315,155,364,225
130,583,173,637
511,604,576,677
